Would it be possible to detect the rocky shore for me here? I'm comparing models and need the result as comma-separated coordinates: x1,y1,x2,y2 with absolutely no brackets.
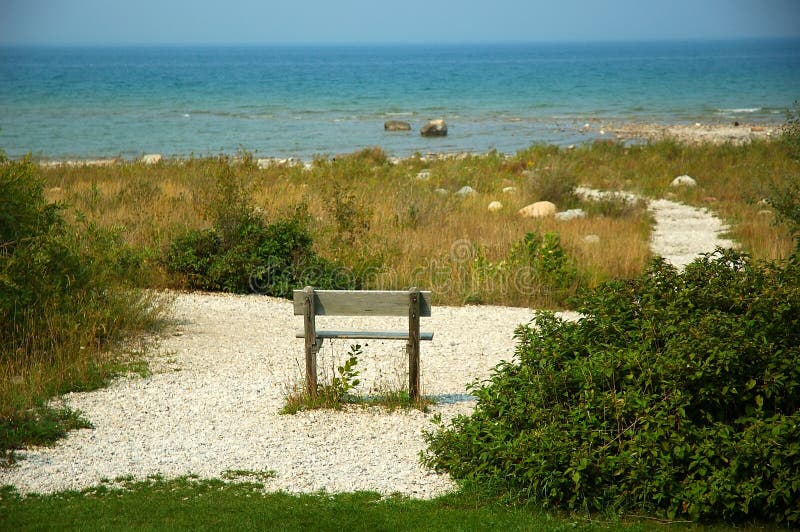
28,121,783,169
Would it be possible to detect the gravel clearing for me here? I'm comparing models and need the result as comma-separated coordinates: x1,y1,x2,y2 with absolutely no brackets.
1,193,735,497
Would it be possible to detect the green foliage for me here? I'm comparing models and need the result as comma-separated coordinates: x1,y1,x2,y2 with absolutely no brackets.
1,406,91,464
508,231,578,293
766,176,800,252
780,100,800,160
423,249,800,525
331,343,362,402
1,157,164,428
468,231,580,307
165,168,351,297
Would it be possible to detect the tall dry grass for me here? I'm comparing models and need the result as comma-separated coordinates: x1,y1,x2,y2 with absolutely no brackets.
37,140,797,307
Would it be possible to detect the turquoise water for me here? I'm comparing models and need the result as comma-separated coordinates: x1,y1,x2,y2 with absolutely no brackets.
1,40,799,160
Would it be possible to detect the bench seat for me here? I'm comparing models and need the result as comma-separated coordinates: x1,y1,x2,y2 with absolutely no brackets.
295,329,434,341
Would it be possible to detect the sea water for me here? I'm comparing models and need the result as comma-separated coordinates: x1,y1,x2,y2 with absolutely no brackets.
1,40,798,160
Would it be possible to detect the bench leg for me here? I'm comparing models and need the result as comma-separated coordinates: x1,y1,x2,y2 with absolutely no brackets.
304,286,318,397
408,288,421,400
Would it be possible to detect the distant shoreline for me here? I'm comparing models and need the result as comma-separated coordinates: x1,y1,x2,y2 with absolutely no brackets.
26,121,782,168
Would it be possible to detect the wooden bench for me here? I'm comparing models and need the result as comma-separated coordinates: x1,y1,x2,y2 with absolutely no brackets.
294,286,433,399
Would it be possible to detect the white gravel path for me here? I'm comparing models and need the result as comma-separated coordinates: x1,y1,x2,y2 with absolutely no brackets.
1,192,736,497
648,198,736,269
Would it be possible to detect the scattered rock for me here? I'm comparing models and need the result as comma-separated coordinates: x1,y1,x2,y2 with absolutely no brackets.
455,186,476,197
554,208,587,221
487,201,503,212
141,153,162,164
416,169,431,181
518,201,556,218
583,234,601,244
670,175,697,187
502,186,517,194
385,120,411,131
421,119,448,137
264,157,302,168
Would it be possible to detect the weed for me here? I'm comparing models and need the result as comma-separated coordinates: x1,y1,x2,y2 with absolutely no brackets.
281,344,432,414
331,344,361,402
1,405,92,465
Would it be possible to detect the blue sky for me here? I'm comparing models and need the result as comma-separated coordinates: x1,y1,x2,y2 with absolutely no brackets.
1,0,799,45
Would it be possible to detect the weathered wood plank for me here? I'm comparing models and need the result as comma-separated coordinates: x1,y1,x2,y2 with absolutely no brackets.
293,289,432,317
295,329,434,341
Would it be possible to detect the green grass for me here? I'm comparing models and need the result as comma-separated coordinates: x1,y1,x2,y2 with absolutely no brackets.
0,476,669,531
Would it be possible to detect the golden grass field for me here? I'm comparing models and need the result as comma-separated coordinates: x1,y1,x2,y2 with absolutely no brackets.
38,140,796,307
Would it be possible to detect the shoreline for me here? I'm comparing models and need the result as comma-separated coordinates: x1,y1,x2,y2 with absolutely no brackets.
26,121,783,168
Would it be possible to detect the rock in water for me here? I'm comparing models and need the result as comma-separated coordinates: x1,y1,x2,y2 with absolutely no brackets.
670,175,697,187
385,120,411,131
421,119,448,137
518,201,556,218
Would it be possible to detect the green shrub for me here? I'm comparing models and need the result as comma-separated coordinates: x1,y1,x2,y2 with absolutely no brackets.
781,100,800,160
423,248,800,525
165,169,352,297
1,155,164,427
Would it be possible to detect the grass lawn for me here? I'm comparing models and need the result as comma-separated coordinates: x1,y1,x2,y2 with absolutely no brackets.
0,476,672,531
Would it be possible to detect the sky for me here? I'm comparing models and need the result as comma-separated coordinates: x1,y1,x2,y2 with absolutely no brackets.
1,0,799,45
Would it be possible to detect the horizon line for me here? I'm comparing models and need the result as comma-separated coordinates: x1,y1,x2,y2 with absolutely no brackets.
2,35,800,48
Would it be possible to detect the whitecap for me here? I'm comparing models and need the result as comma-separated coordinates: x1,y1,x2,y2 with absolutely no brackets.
717,107,761,113
182,113,190,118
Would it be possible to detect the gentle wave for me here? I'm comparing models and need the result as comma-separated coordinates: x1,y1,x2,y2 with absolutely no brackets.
716,107,762,113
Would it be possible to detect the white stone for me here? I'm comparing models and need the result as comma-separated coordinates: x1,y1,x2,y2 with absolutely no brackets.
141,153,162,164
487,201,503,212
554,208,587,221
416,170,431,181
517,201,556,218
670,175,697,187
502,186,517,194
434,188,449,196
455,186,476,197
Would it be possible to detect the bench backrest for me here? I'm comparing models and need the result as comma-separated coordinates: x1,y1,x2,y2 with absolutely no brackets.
292,289,432,317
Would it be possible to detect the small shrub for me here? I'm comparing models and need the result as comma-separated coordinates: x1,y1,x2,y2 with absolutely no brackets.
525,167,578,207
165,169,351,297
331,343,361,402
507,231,579,303
423,248,800,525
780,100,800,160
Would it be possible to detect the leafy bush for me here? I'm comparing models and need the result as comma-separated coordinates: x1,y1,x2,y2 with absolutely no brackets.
423,249,800,524
165,168,352,297
1,155,164,426
781,100,800,160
